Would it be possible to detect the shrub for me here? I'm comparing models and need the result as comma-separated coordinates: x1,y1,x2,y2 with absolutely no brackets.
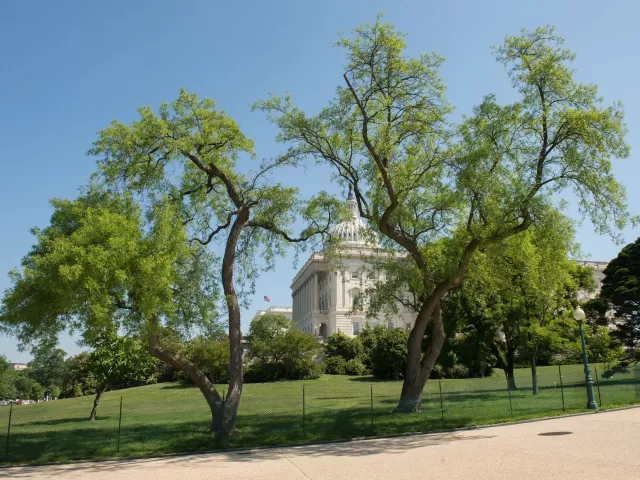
324,356,347,375
326,333,364,361
371,328,408,379
345,358,367,376
244,362,283,383
444,364,469,379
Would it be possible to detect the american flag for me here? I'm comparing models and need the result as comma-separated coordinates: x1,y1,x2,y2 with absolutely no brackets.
264,295,271,302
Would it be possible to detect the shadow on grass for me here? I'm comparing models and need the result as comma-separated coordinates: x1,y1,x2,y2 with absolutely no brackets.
2,430,496,477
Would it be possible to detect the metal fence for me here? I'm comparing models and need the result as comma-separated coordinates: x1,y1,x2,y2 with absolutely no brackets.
1,364,639,465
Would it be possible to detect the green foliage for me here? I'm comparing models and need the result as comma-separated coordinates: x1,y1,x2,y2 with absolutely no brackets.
47,384,61,399
325,332,363,361
30,382,45,401
371,328,409,380
601,237,640,354
324,356,347,375
345,358,367,376
27,347,67,393
0,189,219,351
246,313,322,381
62,352,97,398
184,337,230,384
247,313,294,362
14,374,35,399
87,327,158,392
255,17,634,397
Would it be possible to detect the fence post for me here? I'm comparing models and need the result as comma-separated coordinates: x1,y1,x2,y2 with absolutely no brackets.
4,403,12,462
438,378,445,428
370,384,374,434
558,364,565,412
594,367,603,407
117,396,123,454
507,375,514,418
302,385,306,438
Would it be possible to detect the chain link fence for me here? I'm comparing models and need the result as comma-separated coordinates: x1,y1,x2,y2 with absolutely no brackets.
1,363,639,465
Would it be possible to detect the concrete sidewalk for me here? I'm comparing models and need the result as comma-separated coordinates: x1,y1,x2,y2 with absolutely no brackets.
3,408,639,480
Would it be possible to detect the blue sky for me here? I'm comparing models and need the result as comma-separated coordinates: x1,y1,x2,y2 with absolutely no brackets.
1,0,638,362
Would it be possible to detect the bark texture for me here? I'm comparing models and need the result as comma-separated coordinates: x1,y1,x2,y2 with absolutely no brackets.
89,386,106,421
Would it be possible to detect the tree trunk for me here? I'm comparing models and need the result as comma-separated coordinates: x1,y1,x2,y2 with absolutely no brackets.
219,211,248,437
394,302,445,413
89,385,106,421
505,363,517,391
148,334,225,435
530,353,538,396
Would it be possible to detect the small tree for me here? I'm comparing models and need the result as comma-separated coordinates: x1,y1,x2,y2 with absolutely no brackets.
185,337,231,384
246,313,322,380
601,238,640,361
27,347,67,394
47,384,61,400
30,382,45,402
63,352,97,398
325,332,363,361
87,327,158,421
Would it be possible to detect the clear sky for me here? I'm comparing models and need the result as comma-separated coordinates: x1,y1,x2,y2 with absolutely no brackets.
1,0,638,363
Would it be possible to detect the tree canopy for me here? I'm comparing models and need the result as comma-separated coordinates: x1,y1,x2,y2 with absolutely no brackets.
601,237,640,359
255,16,634,411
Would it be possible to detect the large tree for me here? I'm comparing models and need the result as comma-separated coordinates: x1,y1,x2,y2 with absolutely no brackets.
601,237,640,360
1,191,222,427
256,17,634,411
87,90,340,435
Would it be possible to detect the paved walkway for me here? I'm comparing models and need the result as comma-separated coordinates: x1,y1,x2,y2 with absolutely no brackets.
2,408,639,480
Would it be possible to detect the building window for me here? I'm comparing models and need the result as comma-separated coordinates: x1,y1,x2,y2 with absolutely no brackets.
405,322,412,332
351,271,359,279
353,322,360,336
367,271,376,280
388,321,394,330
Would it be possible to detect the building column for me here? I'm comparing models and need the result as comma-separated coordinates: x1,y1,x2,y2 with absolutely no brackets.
313,272,318,312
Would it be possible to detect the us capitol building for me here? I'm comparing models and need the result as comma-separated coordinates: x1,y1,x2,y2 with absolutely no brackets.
254,193,610,339
289,191,416,339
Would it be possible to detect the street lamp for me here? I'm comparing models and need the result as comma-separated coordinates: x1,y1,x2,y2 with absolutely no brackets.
573,306,598,410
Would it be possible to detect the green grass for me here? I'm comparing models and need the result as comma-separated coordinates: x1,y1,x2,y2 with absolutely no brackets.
1,363,638,465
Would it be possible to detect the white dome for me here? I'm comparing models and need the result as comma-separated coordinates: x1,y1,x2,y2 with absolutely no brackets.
330,190,379,248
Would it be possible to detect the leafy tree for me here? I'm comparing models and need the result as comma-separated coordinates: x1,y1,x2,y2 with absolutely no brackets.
324,356,347,375
601,237,640,360
0,191,222,430
27,347,67,393
246,313,322,380
30,382,45,402
371,328,409,380
185,336,230,384
88,90,340,435
325,332,363,361
247,313,295,363
345,358,367,376
0,355,15,400
63,352,97,398
256,18,633,410
86,327,158,421
47,384,61,400
13,374,34,400
274,330,323,380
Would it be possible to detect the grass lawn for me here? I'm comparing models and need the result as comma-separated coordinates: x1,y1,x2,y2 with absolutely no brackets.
1,363,638,465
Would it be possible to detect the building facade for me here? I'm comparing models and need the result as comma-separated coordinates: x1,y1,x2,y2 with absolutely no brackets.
290,193,415,338
251,306,293,323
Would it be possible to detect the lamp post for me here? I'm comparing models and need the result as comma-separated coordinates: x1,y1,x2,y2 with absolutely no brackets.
573,306,598,410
